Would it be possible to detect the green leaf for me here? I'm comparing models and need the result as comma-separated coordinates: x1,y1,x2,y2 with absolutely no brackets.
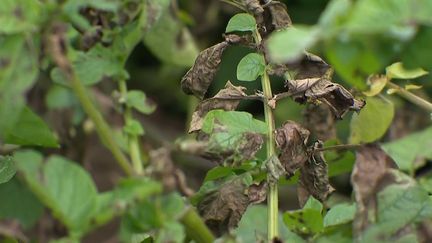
0,177,44,229
45,85,77,109
236,53,266,82
283,207,324,234
225,13,257,33
203,166,235,182
266,26,319,63
349,96,394,144
236,205,304,242
304,196,324,212
124,119,145,136
381,126,432,172
323,203,356,227
15,150,98,236
318,0,352,28
0,156,15,184
0,0,42,34
4,106,58,148
314,223,352,243
202,110,267,135
126,90,156,114
386,62,429,79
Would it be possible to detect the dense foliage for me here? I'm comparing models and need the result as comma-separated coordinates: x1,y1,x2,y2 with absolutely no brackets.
0,0,431,242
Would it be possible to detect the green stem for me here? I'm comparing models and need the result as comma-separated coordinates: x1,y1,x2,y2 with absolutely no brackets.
118,81,144,174
254,29,279,240
387,81,432,112
179,207,215,243
69,75,133,176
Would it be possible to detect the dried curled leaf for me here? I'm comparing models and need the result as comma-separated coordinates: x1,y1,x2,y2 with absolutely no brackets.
298,142,334,207
189,81,247,133
351,145,397,236
181,41,229,99
269,52,330,80
275,121,310,176
197,177,266,235
261,1,292,34
287,70,365,119
303,104,336,141
243,0,264,15
266,155,286,183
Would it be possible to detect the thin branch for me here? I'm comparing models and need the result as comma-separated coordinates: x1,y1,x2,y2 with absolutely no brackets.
314,144,363,152
387,81,432,112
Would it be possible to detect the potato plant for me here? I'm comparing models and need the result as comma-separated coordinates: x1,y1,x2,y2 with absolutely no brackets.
1,0,432,242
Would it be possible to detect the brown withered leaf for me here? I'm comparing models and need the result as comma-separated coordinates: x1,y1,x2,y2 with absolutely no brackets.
243,0,264,15
298,141,334,207
275,121,310,176
351,145,397,236
303,104,336,141
261,1,292,34
247,181,267,204
197,177,261,235
189,81,247,133
287,70,365,119
266,155,286,183
181,41,229,99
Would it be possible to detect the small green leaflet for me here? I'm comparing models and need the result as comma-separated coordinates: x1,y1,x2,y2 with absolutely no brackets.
236,53,266,81
202,110,267,135
126,90,156,115
323,203,356,227
386,62,428,79
225,13,257,33
0,156,15,184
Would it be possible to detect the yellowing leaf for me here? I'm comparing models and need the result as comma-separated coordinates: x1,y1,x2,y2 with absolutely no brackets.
404,84,422,90
363,75,388,96
386,62,428,79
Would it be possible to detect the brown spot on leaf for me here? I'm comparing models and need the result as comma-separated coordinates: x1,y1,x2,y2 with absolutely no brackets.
298,141,334,207
303,104,336,141
189,81,247,133
287,69,365,119
197,177,255,235
275,121,310,176
351,145,397,236
181,41,229,99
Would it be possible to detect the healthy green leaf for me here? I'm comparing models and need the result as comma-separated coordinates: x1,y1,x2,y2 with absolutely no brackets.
126,90,156,114
350,96,394,144
225,13,257,33
236,53,266,82
0,156,15,184
318,0,352,28
267,26,319,63
0,0,42,34
382,126,432,172
15,150,98,236
236,205,304,242
386,62,428,79
4,106,59,148
45,85,78,109
203,166,235,182
0,177,44,229
304,196,324,212
124,119,145,136
202,110,267,135
323,203,356,227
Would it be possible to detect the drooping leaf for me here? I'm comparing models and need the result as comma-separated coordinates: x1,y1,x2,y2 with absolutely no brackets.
0,156,15,184
382,126,432,172
349,96,394,144
126,90,156,115
14,150,98,236
236,53,266,82
225,13,257,33
386,62,429,80
303,104,336,141
324,203,356,227
275,121,310,176
0,177,44,229
288,70,365,119
189,81,247,133
4,106,58,148
298,142,334,206
351,145,397,236
181,42,229,99
266,26,320,63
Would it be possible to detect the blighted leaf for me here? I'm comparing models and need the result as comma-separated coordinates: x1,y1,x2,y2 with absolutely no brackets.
181,42,229,99
350,96,394,144
386,62,428,80
0,156,15,184
298,142,334,206
275,121,310,176
288,70,365,119
126,90,156,115
266,155,286,183
261,1,292,34
197,176,252,235
225,13,257,33
351,145,397,236
303,104,336,141
363,75,388,97
189,81,247,133
283,196,324,235
236,53,266,82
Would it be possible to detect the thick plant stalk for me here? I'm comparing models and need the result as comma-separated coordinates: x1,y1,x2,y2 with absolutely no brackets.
254,30,279,240
180,207,215,243
119,80,144,174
